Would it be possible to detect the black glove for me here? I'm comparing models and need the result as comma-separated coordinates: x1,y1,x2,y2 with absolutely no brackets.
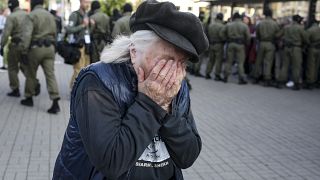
0,48,3,56
21,54,29,65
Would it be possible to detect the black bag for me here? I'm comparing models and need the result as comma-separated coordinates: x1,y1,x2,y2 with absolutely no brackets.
56,41,81,65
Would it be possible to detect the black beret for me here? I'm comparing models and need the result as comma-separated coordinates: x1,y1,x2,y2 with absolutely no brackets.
130,0,209,63
123,3,133,13
91,1,100,12
8,0,19,10
292,14,303,23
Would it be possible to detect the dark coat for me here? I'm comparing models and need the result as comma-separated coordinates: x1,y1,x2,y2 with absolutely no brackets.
53,61,202,179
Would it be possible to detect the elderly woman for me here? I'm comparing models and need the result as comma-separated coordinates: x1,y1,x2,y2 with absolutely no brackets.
53,1,208,179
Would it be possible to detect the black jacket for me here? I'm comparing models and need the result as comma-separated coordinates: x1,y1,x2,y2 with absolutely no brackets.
53,62,202,179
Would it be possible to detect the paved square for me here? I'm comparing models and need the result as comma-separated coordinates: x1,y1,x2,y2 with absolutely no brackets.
0,58,319,180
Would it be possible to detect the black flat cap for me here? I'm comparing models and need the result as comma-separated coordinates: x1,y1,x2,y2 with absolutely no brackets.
130,0,209,63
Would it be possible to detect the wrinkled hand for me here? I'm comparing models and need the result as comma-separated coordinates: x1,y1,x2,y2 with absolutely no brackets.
20,54,28,65
138,59,186,112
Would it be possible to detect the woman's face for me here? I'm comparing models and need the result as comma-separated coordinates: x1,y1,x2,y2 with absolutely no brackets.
243,16,250,25
131,39,189,78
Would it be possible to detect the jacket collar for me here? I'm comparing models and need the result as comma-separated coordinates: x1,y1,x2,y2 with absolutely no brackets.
93,9,101,14
33,5,43,11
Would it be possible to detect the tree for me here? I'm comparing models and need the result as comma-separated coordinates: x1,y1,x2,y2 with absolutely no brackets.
99,0,127,16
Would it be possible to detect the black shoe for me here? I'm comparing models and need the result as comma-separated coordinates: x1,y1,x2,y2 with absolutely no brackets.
194,72,204,77
238,78,248,85
222,77,228,83
205,74,211,79
21,97,34,107
214,75,222,81
292,84,300,91
263,80,272,87
304,83,314,90
252,78,260,84
35,83,41,96
274,81,283,89
7,89,20,97
47,98,60,114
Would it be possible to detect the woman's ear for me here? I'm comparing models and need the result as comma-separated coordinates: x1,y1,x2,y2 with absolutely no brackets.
129,45,137,64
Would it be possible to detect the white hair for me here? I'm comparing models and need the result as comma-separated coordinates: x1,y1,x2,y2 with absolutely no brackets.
100,30,160,63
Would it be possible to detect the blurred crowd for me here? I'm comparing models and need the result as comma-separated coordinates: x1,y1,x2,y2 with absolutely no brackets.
188,9,320,91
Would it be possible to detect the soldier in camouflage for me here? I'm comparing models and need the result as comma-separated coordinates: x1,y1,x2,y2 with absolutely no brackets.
20,0,60,114
305,19,320,89
89,1,110,63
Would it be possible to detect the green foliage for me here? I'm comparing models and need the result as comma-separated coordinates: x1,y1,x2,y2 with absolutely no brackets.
99,0,127,16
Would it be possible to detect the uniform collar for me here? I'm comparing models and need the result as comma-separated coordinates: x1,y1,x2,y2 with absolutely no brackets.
13,7,20,12
215,19,223,23
93,9,101,14
33,5,43,10
123,12,131,17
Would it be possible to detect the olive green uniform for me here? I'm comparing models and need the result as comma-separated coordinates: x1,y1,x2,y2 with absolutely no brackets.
111,12,132,38
306,23,320,84
1,7,27,91
66,9,90,88
222,19,250,80
21,5,59,100
90,9,110,63
206,19,225,77
193,21,208,75
254,17,280,81
278,22,308,84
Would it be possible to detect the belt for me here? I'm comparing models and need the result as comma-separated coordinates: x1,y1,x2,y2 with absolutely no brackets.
210,41,224,45
228,39,244,44
11,37,22,44
30,39,55,48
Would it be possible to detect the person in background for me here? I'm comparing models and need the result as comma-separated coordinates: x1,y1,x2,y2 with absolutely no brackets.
20,0,60,113
192,11,207,77
221,12,251,84
50,9,63,39
0,7,7,70
206,13,225,80
0,0,29,97
89,1,110,63
276,15,308,90
65,0,92,88
110,8,121,33
305,18,320,89
253,9,280,86
243,15,256,78
111,3,133,38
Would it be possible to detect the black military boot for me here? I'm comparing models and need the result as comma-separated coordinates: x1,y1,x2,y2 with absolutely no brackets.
47,98,60,114
304,83,314,90
35,83,41,96
205,74,211,79
222,76,228,83
214,75,222,81
274,81,283,89
292,83,300,91
7,89,20,97
21,97,34,107
194,72,204,77
252,78,260,84
263,80,272,87
238,78,248,85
